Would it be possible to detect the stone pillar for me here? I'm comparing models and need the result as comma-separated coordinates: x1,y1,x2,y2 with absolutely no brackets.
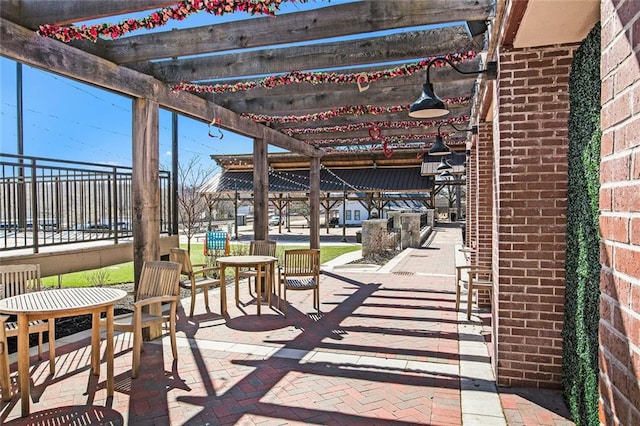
400,213,421,248
361,219,388,257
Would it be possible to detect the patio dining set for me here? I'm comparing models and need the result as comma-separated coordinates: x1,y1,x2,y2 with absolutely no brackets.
0,241,321,418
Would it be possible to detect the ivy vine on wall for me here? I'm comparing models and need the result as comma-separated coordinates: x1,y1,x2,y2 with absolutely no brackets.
562,23,601,426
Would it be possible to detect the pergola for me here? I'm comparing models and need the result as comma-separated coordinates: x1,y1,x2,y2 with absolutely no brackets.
6,2,637,417
0,0,494,280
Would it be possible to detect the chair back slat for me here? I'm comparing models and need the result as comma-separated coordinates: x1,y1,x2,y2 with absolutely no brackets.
136,261,181,300
283,249,319,276
169,248,194,275
250,240,277,257
0,264,41,299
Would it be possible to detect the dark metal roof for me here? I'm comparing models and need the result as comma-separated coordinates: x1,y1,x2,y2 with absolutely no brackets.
201,167,434,194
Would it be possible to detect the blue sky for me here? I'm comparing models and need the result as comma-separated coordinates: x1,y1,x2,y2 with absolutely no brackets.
0,1,349,175
0,0,445,176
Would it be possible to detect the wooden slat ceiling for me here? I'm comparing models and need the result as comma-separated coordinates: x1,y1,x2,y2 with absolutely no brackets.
1,0,496,158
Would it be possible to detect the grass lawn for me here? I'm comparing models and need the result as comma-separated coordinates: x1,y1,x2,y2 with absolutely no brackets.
41,243,361,288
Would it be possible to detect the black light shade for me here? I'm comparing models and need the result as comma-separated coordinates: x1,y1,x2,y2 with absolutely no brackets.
408,82,448,118
409,56,498,119
436,157,453,171
428,135,450,156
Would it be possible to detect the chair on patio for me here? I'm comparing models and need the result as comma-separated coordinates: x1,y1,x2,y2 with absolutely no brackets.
238,240,277,296
0,264,55,370
0,315,11,402
278,249,320,317
99,261,181,378
170,248,221,317
455,265,493,320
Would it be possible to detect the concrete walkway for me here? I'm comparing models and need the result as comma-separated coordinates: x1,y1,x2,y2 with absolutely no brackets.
2,223,573,425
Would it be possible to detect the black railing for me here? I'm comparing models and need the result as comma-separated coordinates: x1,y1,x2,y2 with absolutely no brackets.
0,153,172,252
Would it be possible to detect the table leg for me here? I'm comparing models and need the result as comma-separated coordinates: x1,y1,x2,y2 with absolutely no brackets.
268,263,274,307
234,266,240,308
106,305,115,396
256,264,262,316
91,311,100,374
220,264,227,314
17,313,30,416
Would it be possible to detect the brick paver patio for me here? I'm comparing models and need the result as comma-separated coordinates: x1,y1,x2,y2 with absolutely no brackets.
1,224,573,425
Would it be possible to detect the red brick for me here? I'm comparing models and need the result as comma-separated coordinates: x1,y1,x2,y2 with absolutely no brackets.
601,130,614,156
613,184,640,212
615,246,640,277
599,215,629,243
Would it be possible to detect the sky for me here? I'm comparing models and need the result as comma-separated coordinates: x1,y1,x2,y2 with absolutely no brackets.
0,1,354,177
0,0,448,179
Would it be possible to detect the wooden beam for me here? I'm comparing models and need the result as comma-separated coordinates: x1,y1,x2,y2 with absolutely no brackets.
309,157,320,250
253,138,268,240
6,0,176,28
216,80,475,117
270,108,472,132
210,57,483,102
101,0,493,63
0,17,321,158
151,26,484,83
132,97,160,288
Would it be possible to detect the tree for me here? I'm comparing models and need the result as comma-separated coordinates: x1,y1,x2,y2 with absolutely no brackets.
177,157,214,254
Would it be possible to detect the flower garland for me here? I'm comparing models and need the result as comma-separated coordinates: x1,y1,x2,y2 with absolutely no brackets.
171,51,477,94
281,116,470,135
37,0,300,42
243,98,469,124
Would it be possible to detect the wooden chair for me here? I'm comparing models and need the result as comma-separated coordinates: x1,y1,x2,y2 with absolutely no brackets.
0,264,55,372
279,249,320,317
239,240,277,295
170,248,221,317
99,261,181,378
0,315,11,402
455,265,493,320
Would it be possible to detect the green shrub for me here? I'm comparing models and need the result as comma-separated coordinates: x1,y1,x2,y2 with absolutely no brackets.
562,23,601,426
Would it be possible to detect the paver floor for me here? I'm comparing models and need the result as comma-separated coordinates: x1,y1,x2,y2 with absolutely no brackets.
1,223,574,425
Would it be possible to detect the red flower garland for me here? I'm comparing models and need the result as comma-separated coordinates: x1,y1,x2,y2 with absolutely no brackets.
172,51,477,94
243,99,470,124
282,116,470,135
37,0,300,42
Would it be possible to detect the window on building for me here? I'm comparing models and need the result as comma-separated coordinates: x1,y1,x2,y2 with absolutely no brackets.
354,210,361,220
346,210,352,220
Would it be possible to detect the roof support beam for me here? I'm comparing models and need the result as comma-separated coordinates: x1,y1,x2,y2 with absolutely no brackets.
0,17,321,158
151,26,483,83
101,0,494,64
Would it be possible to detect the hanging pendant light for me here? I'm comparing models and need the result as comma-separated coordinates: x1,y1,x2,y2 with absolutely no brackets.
429,135,451,156
436,157,453,171
409,82,448,118
429,122,478,156
409,57,498,119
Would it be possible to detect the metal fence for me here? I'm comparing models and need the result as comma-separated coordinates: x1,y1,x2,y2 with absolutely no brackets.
0,153,173,252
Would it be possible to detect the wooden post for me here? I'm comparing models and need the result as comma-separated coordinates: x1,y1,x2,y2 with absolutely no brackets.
253,138,268,240
132,98,161,339
309,157,320,249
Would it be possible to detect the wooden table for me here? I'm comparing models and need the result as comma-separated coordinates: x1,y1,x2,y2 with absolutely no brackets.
0,287,127,417
217,255,277,315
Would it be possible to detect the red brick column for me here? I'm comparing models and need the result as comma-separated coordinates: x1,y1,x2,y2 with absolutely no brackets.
476,122,493,269
599,1,640,423
467,138,478,249
494,45,575,387
475,122,493,307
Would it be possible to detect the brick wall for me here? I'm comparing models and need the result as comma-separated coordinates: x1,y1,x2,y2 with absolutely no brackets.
599,1,640,424
476,122,493,306
467,138,478,249
494,45,575,387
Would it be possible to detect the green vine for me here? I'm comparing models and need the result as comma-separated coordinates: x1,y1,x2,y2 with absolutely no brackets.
562,23,601,426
